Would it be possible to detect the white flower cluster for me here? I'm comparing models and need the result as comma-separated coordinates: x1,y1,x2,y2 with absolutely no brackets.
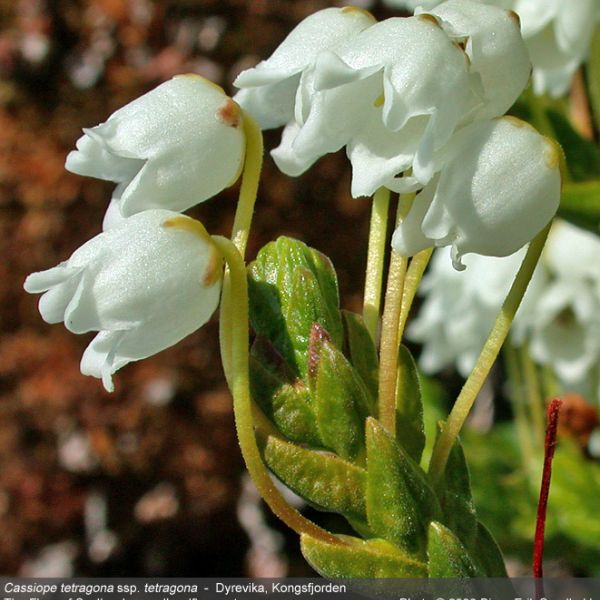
25,75,246,391
384,0,600,98
408,221,600,397
24,4,564,391
234,1,561,269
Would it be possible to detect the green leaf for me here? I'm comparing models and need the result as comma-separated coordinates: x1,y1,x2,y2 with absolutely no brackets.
559,181,600,234
250,357,322,446
546,109,600,182
286,266,343,377
261,435,367,521
311,330,372,462
342,311,379,400
395,345,425,464
365,418,441,554
301,534,427,578
436,433,478,551
427,522,481,577
248,237,343,377
472,522,508,577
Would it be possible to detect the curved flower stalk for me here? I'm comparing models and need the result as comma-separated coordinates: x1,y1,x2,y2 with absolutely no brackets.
406,246,544,377
234,7,376,130
24,210,223,392
384,0,600,97
66,75,246,223
392,117,562,269
407,221,600,395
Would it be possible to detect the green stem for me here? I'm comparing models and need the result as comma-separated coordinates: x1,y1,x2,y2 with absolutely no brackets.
378,195,413,433
220,110,264,385
397,247,433,342
428,223,551,484
541,364,559,404
213,236,344,546
231,110,264,256
363,187,391,342
520,344,545,449
504,344,536,474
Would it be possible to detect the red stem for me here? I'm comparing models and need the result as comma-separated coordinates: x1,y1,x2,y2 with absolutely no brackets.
533,398,562,583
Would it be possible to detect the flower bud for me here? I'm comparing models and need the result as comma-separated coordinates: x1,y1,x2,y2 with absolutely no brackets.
234,7,375,129
392,117,562,270
24,210,223,391
66,75,245,219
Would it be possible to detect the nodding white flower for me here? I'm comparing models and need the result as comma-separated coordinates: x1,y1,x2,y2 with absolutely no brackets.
272,14,475,196
392,116,561,270
408,221,600,396
421,0,531,120
233,7,376,130
515,0,599,97
24,210,223,392
66,75,246,221
384,0,600,98
406,246,543,377
528,222,600,386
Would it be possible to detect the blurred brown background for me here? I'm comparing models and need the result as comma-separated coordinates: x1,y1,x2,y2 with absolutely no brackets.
0,0,409,576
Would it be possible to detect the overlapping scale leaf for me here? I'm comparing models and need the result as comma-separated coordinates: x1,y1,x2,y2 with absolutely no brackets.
435,430,478,552
342,310,379,401
427,522,481,577
395,345,425,464
248,236,343,377
309,324,373,462
260,434,367,521
365,418,441,554
301,534,427,578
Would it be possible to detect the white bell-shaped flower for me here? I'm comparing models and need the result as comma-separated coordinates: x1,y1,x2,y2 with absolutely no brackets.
421,0,531,120
272,15,475,195
408,220,600,396
65,75,246,220
513,0,598,96
384,0,599,98
233,7,376,130
407,246,543,376
528,221,600,386
392,116,561,270
24,210,223,392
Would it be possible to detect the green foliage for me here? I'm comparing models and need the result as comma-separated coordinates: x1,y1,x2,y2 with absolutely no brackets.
466,426,600,575
309,327,372,462
247,237,505,578
248,237,343,377
366,418,440,554
301,534,427,578
559,181,600,234
260,435,367,521
427,522,481,577
342,311,379,400
396,345,426,463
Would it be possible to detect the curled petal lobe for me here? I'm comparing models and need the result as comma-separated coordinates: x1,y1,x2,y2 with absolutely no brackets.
234,7,375,129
